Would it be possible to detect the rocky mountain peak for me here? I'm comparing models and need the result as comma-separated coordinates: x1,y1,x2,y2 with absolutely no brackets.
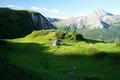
54,9,115,29
90,9,113,18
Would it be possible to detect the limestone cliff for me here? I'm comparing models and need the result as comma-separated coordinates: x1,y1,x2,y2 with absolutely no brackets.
0,7,54,38
32,12,54,30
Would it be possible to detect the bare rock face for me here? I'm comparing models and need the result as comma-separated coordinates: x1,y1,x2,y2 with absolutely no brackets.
54,9,117,29
0,8,55,38
53,40,60,46
32,12,54,30
75,9,112,29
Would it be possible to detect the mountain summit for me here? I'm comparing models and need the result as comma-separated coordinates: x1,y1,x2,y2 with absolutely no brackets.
87,9,113,18
54,9,117,29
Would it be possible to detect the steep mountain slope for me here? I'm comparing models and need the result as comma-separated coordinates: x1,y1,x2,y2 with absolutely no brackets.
54,9,120,41
47,17,62,23
32,13,54,30
0,7,54,39
54,9,119,29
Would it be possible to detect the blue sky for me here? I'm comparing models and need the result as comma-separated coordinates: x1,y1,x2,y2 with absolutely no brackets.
0,0,120,19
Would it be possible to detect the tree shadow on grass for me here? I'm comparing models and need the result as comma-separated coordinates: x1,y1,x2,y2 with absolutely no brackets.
0,40,50,54
0,40,52,80
62,43,72,46
0,58,45,80
83,38,106,44
56,51,120,80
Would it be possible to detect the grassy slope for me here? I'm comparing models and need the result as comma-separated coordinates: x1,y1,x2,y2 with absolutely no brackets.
78,27,120,42
1,30,120,80
0,8,35,38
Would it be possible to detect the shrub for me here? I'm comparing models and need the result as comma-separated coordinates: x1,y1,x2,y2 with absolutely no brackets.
64,31,84,40
114,38,120,47
55,30,66,39
116,43,120,47
76,34,85,40
55,30,85,41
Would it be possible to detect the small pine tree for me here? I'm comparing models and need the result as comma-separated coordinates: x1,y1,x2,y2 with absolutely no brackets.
114,38,120,47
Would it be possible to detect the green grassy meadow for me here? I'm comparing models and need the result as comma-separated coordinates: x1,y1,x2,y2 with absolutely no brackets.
0,30,120,80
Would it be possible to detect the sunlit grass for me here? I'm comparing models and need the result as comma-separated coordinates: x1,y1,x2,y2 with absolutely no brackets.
2,30,120,80
8,30,120,55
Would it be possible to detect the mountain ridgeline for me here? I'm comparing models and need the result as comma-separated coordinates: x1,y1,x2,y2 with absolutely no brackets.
52,9,120,41
1,8,120,41
53,9,116,29
0,8,54,39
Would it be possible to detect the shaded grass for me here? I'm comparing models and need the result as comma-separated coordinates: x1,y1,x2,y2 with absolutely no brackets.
0,30,120,80
0,41,120,80
0,58,45,80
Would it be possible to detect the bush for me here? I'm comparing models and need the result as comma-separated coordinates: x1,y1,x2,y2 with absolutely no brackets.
116,43,120,47
76,34,85,40
114,38,120,47
55,30,66,39
55,30,85,41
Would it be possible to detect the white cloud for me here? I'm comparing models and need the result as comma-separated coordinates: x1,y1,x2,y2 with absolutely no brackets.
30,6,61,14
1,5,66,18
52,16,70,19
31,7,48,12
31,6,40,12
6,5,15,8
50,9,60,14
5,5,24,10
55,16,70,19
30,7,67,19
40,8,48,11
59,16,70,19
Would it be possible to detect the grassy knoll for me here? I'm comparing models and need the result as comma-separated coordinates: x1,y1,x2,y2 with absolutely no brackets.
0,30,120,80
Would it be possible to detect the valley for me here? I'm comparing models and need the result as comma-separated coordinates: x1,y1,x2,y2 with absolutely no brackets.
52,9,120,41
1,30,120,80
0,6,120,80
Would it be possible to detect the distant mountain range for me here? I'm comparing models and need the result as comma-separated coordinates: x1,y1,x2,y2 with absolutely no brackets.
51,9,120,29
49,9,120,41
47,17,62,23
0,7,120,41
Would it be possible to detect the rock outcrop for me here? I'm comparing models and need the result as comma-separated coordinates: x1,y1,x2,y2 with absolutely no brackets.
54,9,119,29
0,7,55,38
32,13,54,30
